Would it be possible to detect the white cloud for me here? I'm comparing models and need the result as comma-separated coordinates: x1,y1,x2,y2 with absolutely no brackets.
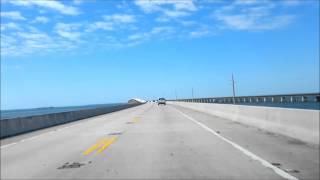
18,31,51,41
189,30,209,38
127,26,175,44
2,29,52,56
234,0,262,5
55,23,81,32
86,14,135,32
174,1,197,11
216,13,295,30
86,22,113,32
1,34,18,56
151,26,174,34
73,0,84,5
281,0,301,6
1,0,303,56
155,16,170,22
1,22,21,31
135,0,197,12
258,15,295,29
54,23,82,41
128,33,147,41
9,0,80,15
163,10,189,17
1,27,78,56
216,14,252,29
56,31,81,41
32,16,49,24
214,1,295,31
0,11,26,20
134,0,161,12
181,20,197,26
103,14,136,23
135,0,197,19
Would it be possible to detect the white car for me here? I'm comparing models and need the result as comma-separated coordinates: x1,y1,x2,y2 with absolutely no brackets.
158,98,166,105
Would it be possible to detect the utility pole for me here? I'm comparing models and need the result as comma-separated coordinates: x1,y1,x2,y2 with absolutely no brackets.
232,74,236,104
192,88,194,99
175,90,178,101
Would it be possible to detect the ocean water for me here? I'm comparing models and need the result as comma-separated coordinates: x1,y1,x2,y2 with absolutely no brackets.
1,103,125,120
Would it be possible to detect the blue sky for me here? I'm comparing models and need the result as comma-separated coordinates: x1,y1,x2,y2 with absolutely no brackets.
1,0,319,110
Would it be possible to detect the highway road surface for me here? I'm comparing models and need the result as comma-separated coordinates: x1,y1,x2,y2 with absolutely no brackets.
1,103,319,179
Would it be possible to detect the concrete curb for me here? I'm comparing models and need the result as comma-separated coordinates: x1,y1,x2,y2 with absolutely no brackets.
169,102,319,145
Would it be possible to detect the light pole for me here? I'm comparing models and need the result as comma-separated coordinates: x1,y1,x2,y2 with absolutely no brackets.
232,74,236,104
175,90,178,101
192,88,194,99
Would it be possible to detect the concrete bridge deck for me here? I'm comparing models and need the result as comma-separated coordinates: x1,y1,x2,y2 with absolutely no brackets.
1,103,319,180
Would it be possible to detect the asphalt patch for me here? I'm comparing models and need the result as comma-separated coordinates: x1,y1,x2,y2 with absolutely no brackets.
271,162,300,174
108,132,123,136
287,139,306,145
57,162,88,169
271,162,281,167
284,169,300,173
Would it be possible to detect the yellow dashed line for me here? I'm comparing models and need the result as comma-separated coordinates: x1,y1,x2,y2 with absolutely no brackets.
97,136,117,153
83,138,106,155
83,137,117,155
132,117,140,123
84,117,140,156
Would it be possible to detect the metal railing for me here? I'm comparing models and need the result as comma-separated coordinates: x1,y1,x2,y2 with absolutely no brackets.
171,93,320,104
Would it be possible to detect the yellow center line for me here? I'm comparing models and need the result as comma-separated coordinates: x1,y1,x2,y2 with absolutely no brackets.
97,136,117,153
83,138,108,155
132,117,140,123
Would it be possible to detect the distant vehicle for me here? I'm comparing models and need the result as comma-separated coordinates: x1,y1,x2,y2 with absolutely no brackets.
158,98,166,105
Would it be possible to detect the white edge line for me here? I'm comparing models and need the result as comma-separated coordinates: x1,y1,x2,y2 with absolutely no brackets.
0,123,84,149
174,108,299,180
0,142,17,149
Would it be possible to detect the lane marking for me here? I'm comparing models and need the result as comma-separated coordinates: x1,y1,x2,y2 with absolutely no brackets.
24,135,42,141
83,137,117,155
1,110,143,149
83,138,107,155
97,136,117,153
0,142,17,149
174,108,299,180
0,123,85,149
1,105,150,150
1,133,43,149
133,117,140,123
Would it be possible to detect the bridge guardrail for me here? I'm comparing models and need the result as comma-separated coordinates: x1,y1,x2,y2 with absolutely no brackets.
0,103,141,139
170,93,320,105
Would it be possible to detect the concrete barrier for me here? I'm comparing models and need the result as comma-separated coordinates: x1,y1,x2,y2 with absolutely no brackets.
169,102,319,145
0,104,140,139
